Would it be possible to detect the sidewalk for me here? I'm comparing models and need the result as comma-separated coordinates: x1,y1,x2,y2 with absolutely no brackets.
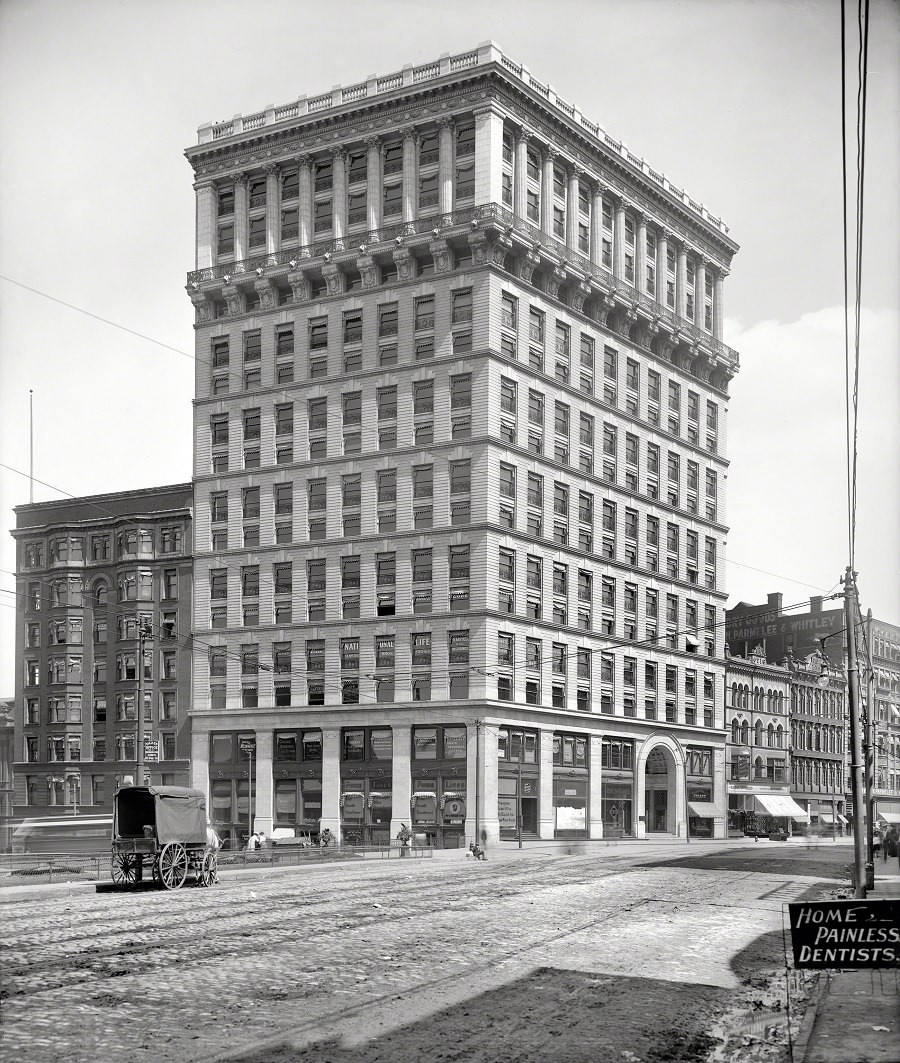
799,854,900,1063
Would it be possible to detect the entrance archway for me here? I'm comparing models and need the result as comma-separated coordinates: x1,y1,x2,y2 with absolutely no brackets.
644,745,677,834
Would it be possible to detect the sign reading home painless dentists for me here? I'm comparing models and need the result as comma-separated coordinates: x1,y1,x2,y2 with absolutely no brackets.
788,901,900,968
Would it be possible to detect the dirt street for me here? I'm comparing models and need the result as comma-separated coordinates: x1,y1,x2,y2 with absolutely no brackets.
0,841,853,1063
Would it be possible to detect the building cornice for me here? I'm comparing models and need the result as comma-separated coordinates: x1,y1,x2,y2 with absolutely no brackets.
185,42,737,259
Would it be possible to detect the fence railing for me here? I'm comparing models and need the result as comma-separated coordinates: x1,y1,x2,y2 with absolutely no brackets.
0,843,433,886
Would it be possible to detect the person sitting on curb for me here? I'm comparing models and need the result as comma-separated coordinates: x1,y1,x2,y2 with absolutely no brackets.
467,841,487,861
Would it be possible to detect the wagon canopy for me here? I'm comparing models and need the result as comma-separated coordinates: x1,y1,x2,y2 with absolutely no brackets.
114,785,208,845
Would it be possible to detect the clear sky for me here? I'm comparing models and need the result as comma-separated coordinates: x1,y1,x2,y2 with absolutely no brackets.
1,0,898,696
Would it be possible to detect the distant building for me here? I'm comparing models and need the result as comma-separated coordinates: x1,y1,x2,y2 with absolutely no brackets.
725,649,808,834
726,592,844,666
11,485,193,821
184,43,740,848
867,616,900,826
727,591,900,830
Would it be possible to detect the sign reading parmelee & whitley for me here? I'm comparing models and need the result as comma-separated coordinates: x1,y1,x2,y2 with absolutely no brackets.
788,901,900,968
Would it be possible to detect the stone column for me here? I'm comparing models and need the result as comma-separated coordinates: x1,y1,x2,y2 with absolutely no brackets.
438,116,454,215
656,230,669,307
195,181,217,270
675,242,688,321
694,259,707,329
254,729,274,836
401,128,418,226
636,214,648,295
539,730,555,839
514,129,530,220
331,148,347,246
298,155,313,250
613,197,626,281
366,137,382,236
480,722,500,846
233,174,249,263
390,724,412,840
589,734,604,839
566,167,580,251
465,720,479,846
473,103,505,207
589,181,603,267
191,730,210,799
320,727,342,841
713,269,726,340
541,147,556,237
265,164,281,256
713,741,727,839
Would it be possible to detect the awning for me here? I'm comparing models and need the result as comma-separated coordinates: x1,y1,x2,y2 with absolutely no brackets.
836,814,849,825
688,801,723,818
754,794,810,822
818,813,834,823
876,811,900,825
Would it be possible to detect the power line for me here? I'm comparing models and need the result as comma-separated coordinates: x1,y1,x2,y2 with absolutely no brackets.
0,276,194,362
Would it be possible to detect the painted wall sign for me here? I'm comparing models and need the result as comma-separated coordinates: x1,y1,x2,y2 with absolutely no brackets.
788,901,900,968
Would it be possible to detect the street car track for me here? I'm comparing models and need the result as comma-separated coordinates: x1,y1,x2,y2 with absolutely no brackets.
3,853,646,993
198,894,661,1063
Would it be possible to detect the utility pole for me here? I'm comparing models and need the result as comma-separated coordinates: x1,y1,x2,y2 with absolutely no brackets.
864,608,875,867
843,568,868,897
517,745,523,850
137,618,152,787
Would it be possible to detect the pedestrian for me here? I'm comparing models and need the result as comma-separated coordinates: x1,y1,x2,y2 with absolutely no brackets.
320,827,334,848
247,830,259,852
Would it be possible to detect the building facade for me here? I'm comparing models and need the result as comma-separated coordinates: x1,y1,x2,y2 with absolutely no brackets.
868,617,900,825
725,650,808,834
727,592,900,831
11,485,193,820
786,651,847,832
726,592,845,667
185,42,740,849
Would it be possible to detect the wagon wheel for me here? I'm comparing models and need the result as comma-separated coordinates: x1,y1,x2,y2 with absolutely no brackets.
157,842,188,890
199,850,219,887
111,852,138,888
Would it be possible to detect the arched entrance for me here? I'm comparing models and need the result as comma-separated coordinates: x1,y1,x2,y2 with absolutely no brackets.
644,746,677,834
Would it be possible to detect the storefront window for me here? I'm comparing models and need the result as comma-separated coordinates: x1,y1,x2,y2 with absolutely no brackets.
343,730,365,760
413,728,437,759
601,779,633,836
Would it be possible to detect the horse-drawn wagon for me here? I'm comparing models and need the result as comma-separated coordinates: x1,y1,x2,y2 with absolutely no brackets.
111,785,218,890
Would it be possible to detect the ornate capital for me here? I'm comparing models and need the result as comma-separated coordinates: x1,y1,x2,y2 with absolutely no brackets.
364,135,382,153
401,126,419,145
516,127,532,146
264,163,281,179
437,115,455,132
297,154,314,170
233,173,248,188
544,146,559,164
332,146,348,162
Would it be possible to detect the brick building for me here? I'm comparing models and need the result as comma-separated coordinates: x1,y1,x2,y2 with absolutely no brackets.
785,651,847,831
868,616,900,826
185,42,740,848
11,485,193,820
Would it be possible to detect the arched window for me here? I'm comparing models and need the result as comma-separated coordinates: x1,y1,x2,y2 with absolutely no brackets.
731,719,740,744
93,580,108,607
740,720,749,745
767,722,775,747
754,756,763,779
807,724,814,749
776,724,784,748
754,720,764,747
731,684,738,709
815,726,821,752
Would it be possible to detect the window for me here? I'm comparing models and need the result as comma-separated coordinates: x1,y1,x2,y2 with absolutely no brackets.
343,309,362,345
450,373,471,409
414,296,434,332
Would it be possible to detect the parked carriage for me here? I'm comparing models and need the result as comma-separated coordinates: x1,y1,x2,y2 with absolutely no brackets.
111,785,218,890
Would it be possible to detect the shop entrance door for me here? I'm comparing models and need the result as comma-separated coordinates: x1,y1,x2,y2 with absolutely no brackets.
653,790,667,832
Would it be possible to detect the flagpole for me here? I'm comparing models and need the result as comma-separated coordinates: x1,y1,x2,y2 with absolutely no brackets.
29,389,34,503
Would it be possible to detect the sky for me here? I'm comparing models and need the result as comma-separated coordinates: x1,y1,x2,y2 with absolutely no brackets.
0,0,898,695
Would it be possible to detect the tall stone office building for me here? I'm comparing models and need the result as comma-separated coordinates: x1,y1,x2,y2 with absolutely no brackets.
185,43,740,848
